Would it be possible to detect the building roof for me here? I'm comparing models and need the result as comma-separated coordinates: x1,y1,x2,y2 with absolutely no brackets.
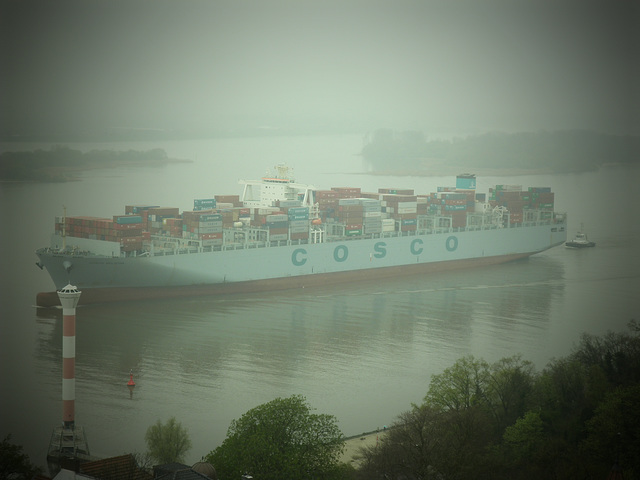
79,454,153,480
153,463,215,480
52,469,94,480
34,475,53,480
190,462,217,480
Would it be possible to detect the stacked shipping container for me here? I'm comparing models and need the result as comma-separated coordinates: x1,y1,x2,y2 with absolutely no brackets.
56,178,557,254
183,211,224,245
287,206,310,241
380,191,418,232
336,198,383,235
55,215,144,252
489,185,555,223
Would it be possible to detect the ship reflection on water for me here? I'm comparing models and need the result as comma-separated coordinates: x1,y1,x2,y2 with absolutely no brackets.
31,254,565,459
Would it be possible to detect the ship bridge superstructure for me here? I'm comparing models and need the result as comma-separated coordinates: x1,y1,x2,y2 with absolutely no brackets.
240,164,316,208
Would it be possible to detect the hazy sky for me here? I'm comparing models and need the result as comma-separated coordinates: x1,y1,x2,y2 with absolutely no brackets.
1,0,638,137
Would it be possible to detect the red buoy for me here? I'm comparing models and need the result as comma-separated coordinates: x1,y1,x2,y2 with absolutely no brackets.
127,370,136,386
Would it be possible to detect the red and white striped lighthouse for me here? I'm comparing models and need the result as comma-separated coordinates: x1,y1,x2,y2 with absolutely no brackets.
57,284,81,428
47,283,90,464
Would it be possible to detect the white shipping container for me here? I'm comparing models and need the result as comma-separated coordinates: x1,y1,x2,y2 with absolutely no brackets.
199,226,223,234
475,202,492,213
397,207,417,214
198,221,223,228
266,214,288,223
498,185,522,192
202,239,223,247
338,198,361,206
269,234,288,241
362,206,381,213
258,207,281,215
289,219,308,228
289,225,309,234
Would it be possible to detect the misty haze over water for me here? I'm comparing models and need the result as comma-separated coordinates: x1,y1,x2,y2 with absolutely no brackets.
1,0,639,470
1,0,638,140
1,134,639,467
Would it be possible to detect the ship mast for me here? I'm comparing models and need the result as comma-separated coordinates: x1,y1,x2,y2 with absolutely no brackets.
62,205,67,250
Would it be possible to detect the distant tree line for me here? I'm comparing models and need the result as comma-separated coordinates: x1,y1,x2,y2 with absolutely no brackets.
362,129,640,173
0,146,176,182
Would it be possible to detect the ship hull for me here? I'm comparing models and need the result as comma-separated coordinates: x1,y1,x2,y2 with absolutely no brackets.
565,241,595,248
36,223,566,306
36,251,534,307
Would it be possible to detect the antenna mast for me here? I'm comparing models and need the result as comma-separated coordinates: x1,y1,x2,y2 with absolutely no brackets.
62,205,67,250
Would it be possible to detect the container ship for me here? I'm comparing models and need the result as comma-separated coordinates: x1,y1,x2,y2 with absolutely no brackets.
35,165,567,307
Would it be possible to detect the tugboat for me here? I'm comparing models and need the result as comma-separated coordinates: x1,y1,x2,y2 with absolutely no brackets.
565,224,596,248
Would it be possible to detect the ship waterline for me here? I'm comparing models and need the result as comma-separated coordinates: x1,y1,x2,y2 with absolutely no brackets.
36,222,566,306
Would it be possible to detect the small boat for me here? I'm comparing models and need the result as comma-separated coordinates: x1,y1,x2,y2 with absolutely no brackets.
565,225,596,248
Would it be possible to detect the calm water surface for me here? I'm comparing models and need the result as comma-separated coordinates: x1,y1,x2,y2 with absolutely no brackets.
1,135,638,467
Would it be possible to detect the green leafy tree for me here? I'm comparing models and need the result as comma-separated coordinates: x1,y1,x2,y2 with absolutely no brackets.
145,417,192,465
0,434,41,480
571,326,640,388
206,395,345,480
425,356,491,411
582,384,640,478
485,355,536,431
423,356,495,478
354,324,640,478
495,410,546,477
356,404,446,480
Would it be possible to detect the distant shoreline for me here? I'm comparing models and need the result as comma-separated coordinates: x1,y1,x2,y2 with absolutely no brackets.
361,129,640,175
358,165,557,178
0,146,191,183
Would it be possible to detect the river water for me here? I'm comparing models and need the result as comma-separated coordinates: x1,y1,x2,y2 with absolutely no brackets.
1,134,638,468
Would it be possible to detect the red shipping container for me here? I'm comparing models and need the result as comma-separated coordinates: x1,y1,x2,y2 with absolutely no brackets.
200,232,223,240
290,232,309,240
332,186,361,194
315,190,339,199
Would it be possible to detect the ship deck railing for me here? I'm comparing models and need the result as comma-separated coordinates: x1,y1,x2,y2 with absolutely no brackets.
141,216,561,258
41,210,565,259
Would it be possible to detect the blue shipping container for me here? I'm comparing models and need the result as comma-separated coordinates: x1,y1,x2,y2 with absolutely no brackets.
116,215,143,224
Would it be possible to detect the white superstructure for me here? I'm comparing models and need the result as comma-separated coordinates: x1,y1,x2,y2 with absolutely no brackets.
240,164,316,208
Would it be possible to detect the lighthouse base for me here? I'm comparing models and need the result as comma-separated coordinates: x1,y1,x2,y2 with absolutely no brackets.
47,424,92,474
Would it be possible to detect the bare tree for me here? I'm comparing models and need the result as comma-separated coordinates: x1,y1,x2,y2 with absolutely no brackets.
145,417,192,465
